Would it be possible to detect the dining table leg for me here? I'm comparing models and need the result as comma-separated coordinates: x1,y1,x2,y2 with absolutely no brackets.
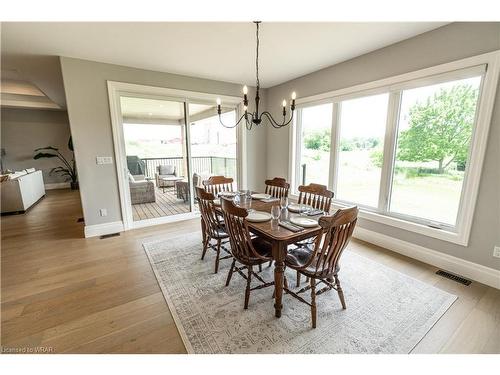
272,241,286,318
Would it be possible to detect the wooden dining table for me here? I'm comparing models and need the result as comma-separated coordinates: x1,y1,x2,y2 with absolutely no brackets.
213,195,323,318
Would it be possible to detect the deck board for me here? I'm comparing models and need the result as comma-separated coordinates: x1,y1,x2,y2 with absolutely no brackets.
132,187,191,221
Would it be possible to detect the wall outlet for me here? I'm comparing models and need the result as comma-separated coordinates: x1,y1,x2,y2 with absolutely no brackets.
493,246,500,258
99,208,108,217
96,156,113,165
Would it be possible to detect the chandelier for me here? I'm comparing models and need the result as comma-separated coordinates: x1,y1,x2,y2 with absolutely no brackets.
217,21,296,130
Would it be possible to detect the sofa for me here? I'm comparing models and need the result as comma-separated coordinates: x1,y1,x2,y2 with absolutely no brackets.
1,169,46,214
128,173,155,204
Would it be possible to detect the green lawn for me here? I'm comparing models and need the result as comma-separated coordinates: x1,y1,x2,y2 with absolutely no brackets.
301,150,463,225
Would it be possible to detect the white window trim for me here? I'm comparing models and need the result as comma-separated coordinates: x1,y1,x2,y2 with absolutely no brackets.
288,50,500,246
107,81,244,231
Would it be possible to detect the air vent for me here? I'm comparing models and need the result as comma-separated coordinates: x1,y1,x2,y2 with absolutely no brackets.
436,270,471,286
99,233,120,239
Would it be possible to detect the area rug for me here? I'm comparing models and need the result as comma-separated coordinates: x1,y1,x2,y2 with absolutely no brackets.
143,232,456,354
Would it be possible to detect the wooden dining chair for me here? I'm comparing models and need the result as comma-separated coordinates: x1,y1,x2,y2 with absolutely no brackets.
203,175,234,195
221,198,274,309
196,186,232,274
264,177,290,198
284,206,358,328
297,183,334,213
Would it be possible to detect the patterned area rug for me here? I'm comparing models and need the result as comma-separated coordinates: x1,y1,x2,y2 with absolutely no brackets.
143,232,456,354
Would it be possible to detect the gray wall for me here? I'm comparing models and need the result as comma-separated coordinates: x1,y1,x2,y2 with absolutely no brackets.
60,57,267,226
1,108,72,185
265,22,500,269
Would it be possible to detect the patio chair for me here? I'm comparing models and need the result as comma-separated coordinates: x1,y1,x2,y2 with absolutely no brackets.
156,165,177,189
128,173,155,204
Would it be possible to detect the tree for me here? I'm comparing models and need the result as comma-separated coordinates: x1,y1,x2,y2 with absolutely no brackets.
304,130,331,152
397,84,477,173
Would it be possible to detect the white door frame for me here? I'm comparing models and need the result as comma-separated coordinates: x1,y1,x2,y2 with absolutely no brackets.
107,80,244,230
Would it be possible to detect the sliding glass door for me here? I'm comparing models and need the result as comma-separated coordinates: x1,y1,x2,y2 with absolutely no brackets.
112,88,242,228
119,96,192,223
188,101,238,197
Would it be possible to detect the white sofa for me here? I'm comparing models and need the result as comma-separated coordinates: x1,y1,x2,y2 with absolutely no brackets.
1,170,46,214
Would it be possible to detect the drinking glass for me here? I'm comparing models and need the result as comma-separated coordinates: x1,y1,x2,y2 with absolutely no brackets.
271,205,281,221
280,196,288,210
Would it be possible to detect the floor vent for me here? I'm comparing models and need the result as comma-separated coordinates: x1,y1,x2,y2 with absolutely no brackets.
436,270,471,286
77,217,84,223
99,233,120,239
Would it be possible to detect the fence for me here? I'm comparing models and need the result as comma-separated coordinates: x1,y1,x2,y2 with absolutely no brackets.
141,156,236,180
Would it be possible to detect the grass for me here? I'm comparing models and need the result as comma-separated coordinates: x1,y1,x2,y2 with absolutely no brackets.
301,149,463,225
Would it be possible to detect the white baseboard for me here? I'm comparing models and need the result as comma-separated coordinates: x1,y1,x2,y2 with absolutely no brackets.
353,227,500,289
84,221,124,238
45,182,71,190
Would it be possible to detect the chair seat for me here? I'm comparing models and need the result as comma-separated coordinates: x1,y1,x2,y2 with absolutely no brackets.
251,237,273,258
212,226,229,239
286,246,339,277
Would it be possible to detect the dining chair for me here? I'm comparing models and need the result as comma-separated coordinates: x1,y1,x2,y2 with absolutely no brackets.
297,183,334,213
264,177,290,198
196,186,232,274
203,175,234,195
292,183,335,271
284,206,358,328
221,198,274,309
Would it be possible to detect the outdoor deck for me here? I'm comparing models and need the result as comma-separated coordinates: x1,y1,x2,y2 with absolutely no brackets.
131,186,193,221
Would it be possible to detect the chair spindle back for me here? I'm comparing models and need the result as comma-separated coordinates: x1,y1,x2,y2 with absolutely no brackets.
196,186,223,238
297,183,334,213
203,175,234,195
311,206,358,276
221,198,268,264
264,177,290,198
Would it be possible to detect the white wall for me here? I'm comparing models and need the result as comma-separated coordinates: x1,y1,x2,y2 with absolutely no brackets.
265,22,500,270
60,57,267,227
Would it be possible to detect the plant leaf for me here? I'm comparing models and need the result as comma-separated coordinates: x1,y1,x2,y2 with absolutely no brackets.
34,146,59,152
34,153,58,160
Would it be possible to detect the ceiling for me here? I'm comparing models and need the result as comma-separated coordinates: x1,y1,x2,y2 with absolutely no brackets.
1,22,447,109
120,96,211,122
1,69,62,110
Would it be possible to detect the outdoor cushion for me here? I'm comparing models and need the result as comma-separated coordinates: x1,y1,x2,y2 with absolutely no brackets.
158,165,175,175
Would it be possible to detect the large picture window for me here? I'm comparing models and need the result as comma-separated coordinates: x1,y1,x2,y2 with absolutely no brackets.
291,53,498,245
336,93,388,207
389,77,481,226
296,103,333,188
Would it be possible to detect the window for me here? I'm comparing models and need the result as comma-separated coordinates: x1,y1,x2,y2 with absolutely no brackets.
389,77,482,226
336,93,389,207
290,53,498,245
296,103,333,190
189,104,238,187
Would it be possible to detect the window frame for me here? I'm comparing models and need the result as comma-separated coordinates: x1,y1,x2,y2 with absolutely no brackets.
289,51,500,246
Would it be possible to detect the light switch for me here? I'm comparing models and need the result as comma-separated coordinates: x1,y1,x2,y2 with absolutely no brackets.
96,156,113,165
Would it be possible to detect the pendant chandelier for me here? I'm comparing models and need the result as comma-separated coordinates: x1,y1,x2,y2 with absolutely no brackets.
217,21,296,130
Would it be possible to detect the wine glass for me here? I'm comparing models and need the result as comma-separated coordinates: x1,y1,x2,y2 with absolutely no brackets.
280,196,288,210
271,205,281,221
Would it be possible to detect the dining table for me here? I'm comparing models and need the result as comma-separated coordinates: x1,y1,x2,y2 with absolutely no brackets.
212,193,324,318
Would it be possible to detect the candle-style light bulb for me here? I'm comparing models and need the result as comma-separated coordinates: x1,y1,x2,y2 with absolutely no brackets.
243,85,248,95
291,92,297,100
282,99,287,107
216,98,221,105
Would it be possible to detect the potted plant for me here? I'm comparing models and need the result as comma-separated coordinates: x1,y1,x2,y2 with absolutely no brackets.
34,136,78,190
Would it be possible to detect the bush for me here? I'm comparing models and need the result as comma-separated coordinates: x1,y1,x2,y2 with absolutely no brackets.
369,149,384,168
304,130,331,152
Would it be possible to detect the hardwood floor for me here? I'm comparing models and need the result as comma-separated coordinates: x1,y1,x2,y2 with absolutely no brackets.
1,189,499,353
